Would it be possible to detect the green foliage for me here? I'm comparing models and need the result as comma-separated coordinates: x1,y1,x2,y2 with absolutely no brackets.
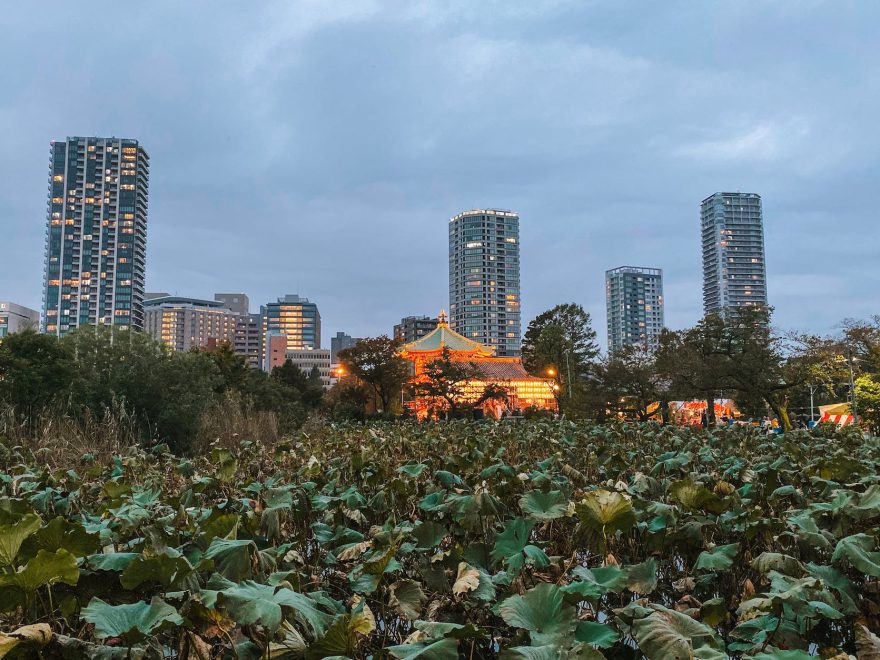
521,303,600,413
81,597,183,645
0,420,875,657
337,335,410,415
856,373,880,433
415,347,480,418
0,330,73,426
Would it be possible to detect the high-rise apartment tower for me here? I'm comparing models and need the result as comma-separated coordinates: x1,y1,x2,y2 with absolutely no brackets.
448,209,521,356
701,192,768,316
42,137,149,335
605,267,664,354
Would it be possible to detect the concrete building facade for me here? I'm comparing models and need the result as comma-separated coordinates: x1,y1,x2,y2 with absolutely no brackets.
449,209,521,356
42,137,149,335
394,316,439,344
605,267,664,354
144,295,238,351
330,331,361,363
263,333,288,372
235,313,262,369
285,349,333,388
214,293,249,316
0,302,40,338
701,192,768,316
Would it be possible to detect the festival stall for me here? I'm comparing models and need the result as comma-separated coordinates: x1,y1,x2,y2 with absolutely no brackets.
817,403,855,426
659,399,738,426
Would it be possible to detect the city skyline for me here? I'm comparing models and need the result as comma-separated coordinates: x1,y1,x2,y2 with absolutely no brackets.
3,3,878,347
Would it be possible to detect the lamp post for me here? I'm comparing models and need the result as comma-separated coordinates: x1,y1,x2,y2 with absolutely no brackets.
846,342,859,424
808,383,816,423
546,358,573,401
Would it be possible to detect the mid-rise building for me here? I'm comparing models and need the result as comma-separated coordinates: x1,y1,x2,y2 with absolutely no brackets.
605,267,664,354
235,313,262,369
263,332,288,372
42,137,149,335
261,295,321,365
0,302,40,338
701,192,768,316
285,349,333,388
144,295,238,351
214,293,249,316
330,331,361,363
393,316,439,344
448,209,521,356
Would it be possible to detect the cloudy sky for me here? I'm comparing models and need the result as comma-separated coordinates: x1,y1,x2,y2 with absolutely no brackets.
2,1,878,347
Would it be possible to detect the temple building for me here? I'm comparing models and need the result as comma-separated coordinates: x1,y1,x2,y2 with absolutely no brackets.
399,311,557,419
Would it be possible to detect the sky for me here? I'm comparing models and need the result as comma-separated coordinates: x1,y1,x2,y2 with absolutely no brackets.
2,1,878,349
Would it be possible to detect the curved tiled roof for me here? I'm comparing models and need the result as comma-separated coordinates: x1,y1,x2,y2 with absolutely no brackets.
402,320,494,356
467,360,536,380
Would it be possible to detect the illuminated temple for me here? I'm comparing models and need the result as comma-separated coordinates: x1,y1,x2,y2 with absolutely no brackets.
399,312,558,419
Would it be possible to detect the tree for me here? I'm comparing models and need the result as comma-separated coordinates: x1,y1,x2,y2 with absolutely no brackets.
841,316,880,372
657,308,837,431
655,317,730,426
205,342,250,393
721,308,836,432
324,379,371,421
0,329,73,431
338,336,410,415
62,326,221,453
415,348,479,418
521,304,599,411
272,359,310,392
475,382,511,412
855,374,880,433
600,345,662,422
270,360,324,410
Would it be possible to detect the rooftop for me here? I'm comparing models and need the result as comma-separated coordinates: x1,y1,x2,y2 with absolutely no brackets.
143,296,228,310
606,266,662,277
450,209,519,222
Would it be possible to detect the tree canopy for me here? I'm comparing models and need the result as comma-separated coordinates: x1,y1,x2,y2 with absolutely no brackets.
337,336,410,415
522,304,600,414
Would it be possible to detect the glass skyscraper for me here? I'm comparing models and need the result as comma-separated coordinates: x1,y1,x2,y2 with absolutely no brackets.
701,192,768,316
42,137,149,335
261,294,321,353
605,266,664,354
448,209,521,357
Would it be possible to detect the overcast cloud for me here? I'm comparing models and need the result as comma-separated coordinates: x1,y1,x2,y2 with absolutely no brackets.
2,1,878,347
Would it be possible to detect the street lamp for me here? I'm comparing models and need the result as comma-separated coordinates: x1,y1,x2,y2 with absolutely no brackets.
846,343,859,424
808,383,817,424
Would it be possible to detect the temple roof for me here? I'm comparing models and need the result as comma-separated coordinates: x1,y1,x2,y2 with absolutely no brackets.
402,310,495,357
467,360,537,380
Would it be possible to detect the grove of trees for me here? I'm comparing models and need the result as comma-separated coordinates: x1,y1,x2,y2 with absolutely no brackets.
0,327,325,454
1,307,877,455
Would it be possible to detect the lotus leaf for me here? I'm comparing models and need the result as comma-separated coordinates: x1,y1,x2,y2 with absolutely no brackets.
81,596,183,645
